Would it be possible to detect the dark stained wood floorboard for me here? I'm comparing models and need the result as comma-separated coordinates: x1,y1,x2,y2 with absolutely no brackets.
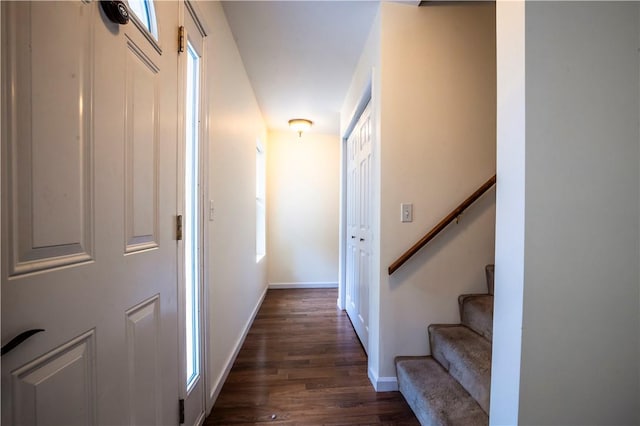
205,289,419,425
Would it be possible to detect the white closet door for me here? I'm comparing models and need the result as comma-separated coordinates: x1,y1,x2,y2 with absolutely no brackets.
345,102,372,353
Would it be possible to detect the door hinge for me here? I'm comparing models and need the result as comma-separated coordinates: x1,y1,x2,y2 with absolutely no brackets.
179,398,185,424
178,26,185,53
176,215,183,240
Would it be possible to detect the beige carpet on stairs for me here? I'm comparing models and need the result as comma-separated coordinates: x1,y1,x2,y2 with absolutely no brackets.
395,264,494,426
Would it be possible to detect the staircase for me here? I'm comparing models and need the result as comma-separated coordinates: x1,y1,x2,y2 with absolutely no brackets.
396,265,494,426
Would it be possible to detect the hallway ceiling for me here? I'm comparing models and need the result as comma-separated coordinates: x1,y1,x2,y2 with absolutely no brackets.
221,1,380,136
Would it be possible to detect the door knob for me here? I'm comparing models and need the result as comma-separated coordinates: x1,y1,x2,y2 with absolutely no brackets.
100,1,130,25
1,329,45,356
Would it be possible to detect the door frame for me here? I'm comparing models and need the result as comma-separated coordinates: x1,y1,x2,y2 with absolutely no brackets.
338,81,372,311
177,0,210,421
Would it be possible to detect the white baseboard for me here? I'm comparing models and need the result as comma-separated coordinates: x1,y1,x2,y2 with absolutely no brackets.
208,285,268,406
368,367,398,392
268,281,338,289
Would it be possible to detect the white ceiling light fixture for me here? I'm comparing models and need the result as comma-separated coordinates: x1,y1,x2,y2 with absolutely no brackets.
288,118,313,138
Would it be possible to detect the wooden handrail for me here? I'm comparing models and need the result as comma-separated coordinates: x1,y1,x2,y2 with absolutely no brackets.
388,174,496,275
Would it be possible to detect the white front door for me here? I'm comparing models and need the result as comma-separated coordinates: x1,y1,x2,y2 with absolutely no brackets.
345,102,372,353
1,1,180,424
178,3,206,425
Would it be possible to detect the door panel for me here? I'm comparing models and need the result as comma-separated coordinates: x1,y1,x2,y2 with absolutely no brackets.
346,135,358,317
11,330,96,426
4,0,94,277
346,135,358,315
358,112,372,337
2,1,180,425
345,102,372,353
125,295,161,426
125,38,160,253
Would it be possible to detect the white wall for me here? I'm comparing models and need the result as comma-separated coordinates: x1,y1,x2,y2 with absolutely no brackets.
267,130,340,287
494,1,640,424
378,2,496,380
490,1,525,425
197,1,268,412
520,2,639,424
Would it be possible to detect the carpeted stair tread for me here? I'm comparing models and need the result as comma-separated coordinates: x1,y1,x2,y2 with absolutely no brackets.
396,356,488,426
428,325,491,414
458,295,493,341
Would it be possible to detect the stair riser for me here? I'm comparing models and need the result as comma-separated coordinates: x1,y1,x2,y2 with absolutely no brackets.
459,295,493,341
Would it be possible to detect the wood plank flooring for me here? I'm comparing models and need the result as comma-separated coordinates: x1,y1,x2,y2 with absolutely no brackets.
205,288,419,425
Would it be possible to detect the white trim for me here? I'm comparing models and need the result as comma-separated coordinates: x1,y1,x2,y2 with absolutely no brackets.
184,0,209,37
268,282,338,289
199,16,212,418
343,82,372,141
178,3,209,419
337,133,347,311
207,285,267,406
368,367,398,392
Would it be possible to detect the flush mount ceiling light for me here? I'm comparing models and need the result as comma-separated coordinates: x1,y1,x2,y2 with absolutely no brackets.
288,118,313,138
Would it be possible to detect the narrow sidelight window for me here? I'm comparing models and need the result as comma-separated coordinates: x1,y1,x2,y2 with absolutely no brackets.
184,41,201,391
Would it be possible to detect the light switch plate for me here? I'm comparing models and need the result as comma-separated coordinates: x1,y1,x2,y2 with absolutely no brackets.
401,203,413,223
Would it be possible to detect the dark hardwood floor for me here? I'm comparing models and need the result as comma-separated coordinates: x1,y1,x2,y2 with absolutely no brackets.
205,288,419,425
